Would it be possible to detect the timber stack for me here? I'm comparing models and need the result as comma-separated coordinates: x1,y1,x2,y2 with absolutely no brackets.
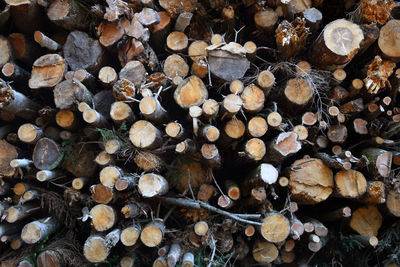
1,0,400,266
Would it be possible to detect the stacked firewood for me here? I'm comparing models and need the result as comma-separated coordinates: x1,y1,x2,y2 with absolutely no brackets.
1,0,400,266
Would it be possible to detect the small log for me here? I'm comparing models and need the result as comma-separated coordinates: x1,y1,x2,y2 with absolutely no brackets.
47,0,89,30
319,207,352,222
32,138,62,170
29,54,66,89
36,170,60,182
224,118,246,140
72,177,89,190
104,139,121,155
303,7,322,36
33,31,61,51
349,205,382,236
188,40,207,63
293,125,308,140
140,219,165,247
290,216,304,240
91,183,114,204
2,63,30,84
261,213,290,243
201,143,221,167
13,182,29,195
310,19,364,69
110,101,134,124
242,138,266,162
115,176,137,191
82,108,108,127
289,158,334,204
283,78,313,109
327,124,348,144
167,243,181,267
97,21,124,48
386,189,400,217
99,166,124,188
90,204,117,232
5,204,40,223
334,170,367,198
194,221,208,236
83,229,120,263
165,122,185,139
361,148,392,179
120,224,141,247
332,68,346,85
55,109,78,130
134,151,163,172
163,54,189,79
95,151,114,166
229,80,244,94
254,8,278,34
241,84,265,113
175,139,197,154
63,31,105,73
200,125,220,143
353,118,368,134
222,94,243,116
0,35,12,68
121,202,150,219
218,195,233,209
98,66,118,88
166,31,188,52
182,252,194,267
21,217,59,244
120,252,137,267
36,250,64,267
257,70,275,95
153,257,168,267
265,132,302,164
129,120,162,149
247,116,268,138
138,173,169,197
17,123,43,144
139,96,168,122
252,240,279,263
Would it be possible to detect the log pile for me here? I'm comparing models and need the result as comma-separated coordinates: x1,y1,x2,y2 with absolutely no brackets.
1,0,400,266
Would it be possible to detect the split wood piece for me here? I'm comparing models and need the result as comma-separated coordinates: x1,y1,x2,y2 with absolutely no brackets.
339,98,364,114
134,151,163,172
83,108,108,127
386,189,400,217
63,31,105,73
17,123,42,144
139,96,167,122
34,31,61,51
29,54,66,89
21,217,59,244
115,176,137,191
182,252,194,267
201,143,221,168
327,124,348,144
72,177,89,190
174,11,192,32
334,169,367,199
32,138,62,170
165,122,185,139
200,125,220,142
90,204,117,232
2,62,30,84
174,75,208,109
354,0,394,24
121,202,150,219
140,219,165,247
138,173,169,197
303,8,322,36
105,139,121,155
353,118,368,135
166,31,188,52
361,148,392,179
207,42,250,81
55,109,78,130
290,216,304,240
5,204,40,223
8,33,41,65
361,181,386,204
247,116,268,138
267,112,283,128
252,240,279,264
276,18,308,59
241,84,265,113
310,19,364,69
53,79,93,110
135,7,160,26
163,54,189,79
159,0,195,18
319,207,352,222
243,138,266,162
261,213,290,243
254,8,278,34
222,94,243,116
378,20,400,62
36,170,60,182
364,56,395,94
175,139,197,154
129,120,162,149
257,70,275,95
194,221,209,236
90,184,115,204
83,229,120,263
289,158,334,204
110,101,134,124
120,224,141,247
265,132,302,164
97,21,124,48
0,35,12,68
284,78,313,109
167,243,181,267
349,205,382,236
98,66,117,88
47,0,89,30
230,80,244,94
